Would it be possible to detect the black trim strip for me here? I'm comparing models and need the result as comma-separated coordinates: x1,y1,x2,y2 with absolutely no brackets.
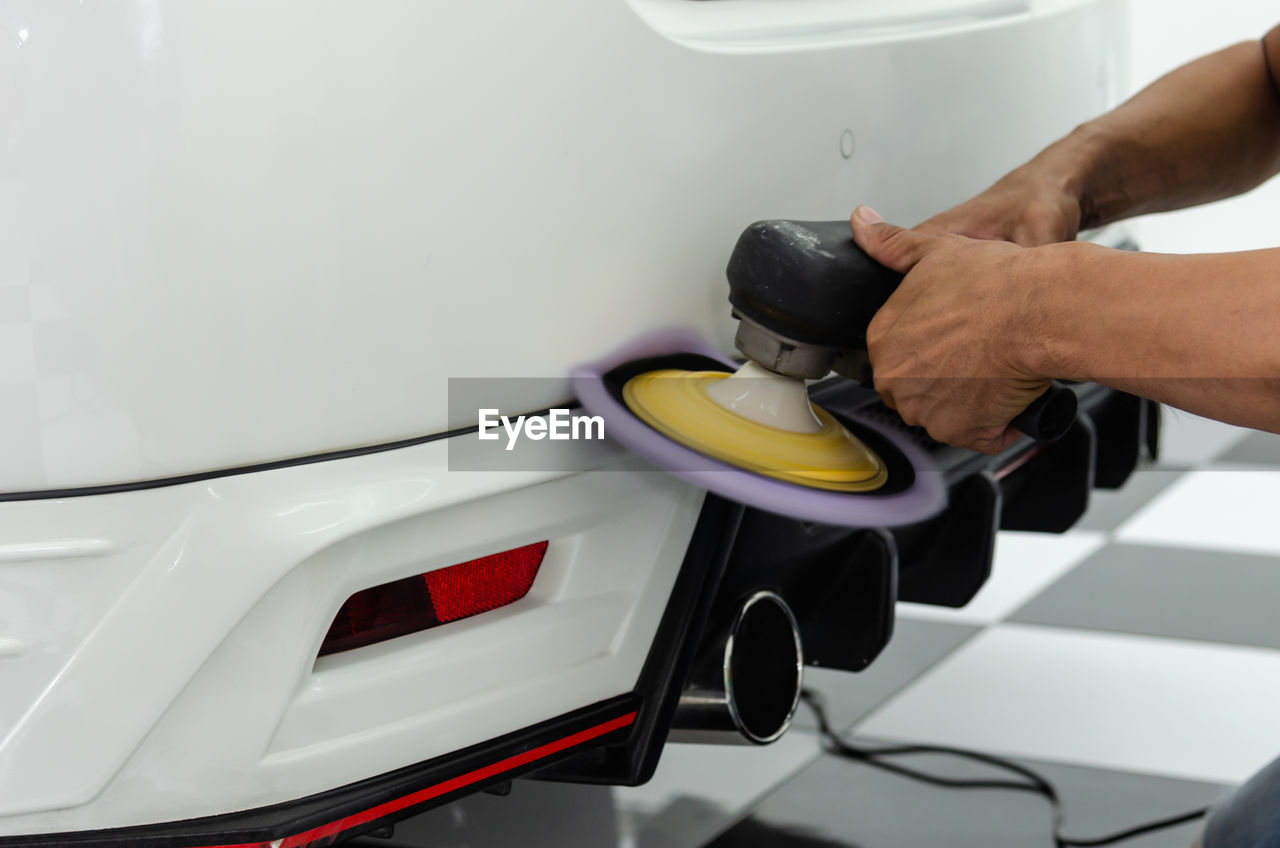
537,493,744,786
0,429,467,503
0,402,578,503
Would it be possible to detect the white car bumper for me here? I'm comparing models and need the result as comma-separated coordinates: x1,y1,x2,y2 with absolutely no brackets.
0,435,703,838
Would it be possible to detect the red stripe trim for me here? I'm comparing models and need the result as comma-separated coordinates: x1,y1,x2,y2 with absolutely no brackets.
994,445,1043,481
214,711,637,848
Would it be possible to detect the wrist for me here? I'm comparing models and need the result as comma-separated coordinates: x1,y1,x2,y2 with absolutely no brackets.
1020,124,1111,230
1008,240,1106,381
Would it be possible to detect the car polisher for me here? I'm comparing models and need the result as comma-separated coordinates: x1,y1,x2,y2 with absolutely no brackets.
571,220,1077,528
719,219,1077,433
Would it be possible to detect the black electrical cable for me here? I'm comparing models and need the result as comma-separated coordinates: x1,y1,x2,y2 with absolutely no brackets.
800,689,1210,848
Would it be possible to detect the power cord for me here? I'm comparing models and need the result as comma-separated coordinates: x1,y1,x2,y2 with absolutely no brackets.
800,689,1209,847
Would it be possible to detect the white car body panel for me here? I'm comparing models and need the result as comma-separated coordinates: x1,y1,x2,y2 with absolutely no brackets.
1,0,1125,493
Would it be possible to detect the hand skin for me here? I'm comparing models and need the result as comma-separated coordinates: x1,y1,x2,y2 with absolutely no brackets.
848,24,1280,452
850,206,1280,453
915,27,1280,246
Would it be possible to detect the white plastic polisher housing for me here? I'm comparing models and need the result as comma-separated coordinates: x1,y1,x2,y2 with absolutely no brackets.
702,361,824,434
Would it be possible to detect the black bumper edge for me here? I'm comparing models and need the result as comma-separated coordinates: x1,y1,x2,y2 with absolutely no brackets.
535,493,746,787
0,695,639,848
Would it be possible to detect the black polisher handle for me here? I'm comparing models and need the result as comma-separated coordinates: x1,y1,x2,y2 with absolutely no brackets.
1010,385,1077,443
726,219,1077,442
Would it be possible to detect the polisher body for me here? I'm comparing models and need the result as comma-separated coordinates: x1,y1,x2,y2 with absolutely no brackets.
727,220,900,381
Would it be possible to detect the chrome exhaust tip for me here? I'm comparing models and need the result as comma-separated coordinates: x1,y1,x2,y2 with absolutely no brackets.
670,590,803,745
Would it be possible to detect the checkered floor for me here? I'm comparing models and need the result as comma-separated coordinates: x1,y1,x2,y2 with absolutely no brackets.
352,411,1280,848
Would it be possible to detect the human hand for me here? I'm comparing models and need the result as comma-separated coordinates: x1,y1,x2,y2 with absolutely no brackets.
850,206,1055,454
913,166,1082,247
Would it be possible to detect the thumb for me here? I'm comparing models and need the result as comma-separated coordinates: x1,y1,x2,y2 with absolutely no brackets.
850,206,934,273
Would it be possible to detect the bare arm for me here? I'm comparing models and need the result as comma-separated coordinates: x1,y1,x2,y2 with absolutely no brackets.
1070,30,1280,227
918,27,1280,245
1032,243,1280,432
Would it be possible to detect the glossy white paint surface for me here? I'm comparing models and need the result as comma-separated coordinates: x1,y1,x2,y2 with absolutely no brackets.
0,437,703,832
0,0,1127,492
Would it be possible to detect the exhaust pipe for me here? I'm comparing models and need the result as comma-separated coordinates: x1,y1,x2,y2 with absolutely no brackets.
670,590,803,745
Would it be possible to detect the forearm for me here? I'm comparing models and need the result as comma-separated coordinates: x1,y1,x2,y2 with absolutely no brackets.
1021,31,1280,229
1028,243,1280,432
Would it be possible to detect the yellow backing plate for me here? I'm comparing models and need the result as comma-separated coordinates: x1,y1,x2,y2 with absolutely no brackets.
622,369,887,493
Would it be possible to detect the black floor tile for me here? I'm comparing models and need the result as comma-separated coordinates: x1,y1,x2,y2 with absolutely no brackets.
1218,432,1280,467
707,749,1227,848
1009,543,1280,649
345,782,619,848
1076,470,1186,533
795,618,980,735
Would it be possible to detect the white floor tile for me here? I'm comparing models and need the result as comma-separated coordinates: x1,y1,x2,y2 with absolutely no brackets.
1154,409,1251,467
856,624,1280,785
1116,469,1280,556
897,530,1106,624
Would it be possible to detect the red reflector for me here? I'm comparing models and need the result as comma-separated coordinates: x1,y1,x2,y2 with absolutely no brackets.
319,541,548,657
424,543,546,623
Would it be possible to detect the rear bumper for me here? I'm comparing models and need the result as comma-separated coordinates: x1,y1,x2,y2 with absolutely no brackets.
0,435,707,838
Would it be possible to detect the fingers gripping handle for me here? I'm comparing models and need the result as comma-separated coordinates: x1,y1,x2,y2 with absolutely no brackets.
725,219,1077,442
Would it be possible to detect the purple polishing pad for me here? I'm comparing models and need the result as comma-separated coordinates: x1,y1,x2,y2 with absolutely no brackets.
571,327,947,528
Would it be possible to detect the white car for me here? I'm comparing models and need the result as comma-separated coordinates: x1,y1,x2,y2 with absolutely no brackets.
0,1,1144,845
